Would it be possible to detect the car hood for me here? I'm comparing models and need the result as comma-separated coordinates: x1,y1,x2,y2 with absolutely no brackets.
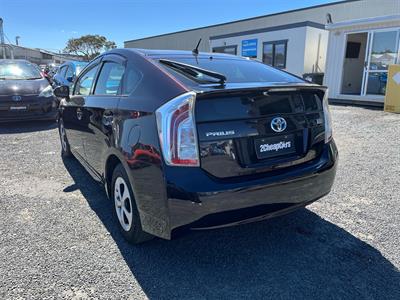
0,78,49,96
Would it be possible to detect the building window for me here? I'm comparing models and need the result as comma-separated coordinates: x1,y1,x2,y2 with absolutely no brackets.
263,40,287,69
42,53,53,59
212,45,237,55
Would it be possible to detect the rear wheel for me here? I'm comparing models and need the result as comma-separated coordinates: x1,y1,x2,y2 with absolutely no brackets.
58,118,72,158
112,164,153,244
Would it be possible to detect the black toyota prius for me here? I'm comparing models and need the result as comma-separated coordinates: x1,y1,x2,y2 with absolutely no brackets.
55,48,338,244
0,59,58,122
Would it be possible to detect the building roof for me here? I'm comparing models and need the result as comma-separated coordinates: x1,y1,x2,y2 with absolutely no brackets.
4,44,85,60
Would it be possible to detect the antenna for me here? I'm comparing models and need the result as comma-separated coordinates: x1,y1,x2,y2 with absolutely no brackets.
192,38,202,55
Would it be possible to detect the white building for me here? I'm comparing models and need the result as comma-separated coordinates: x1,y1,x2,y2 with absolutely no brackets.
324,15,400,105
125,0,400,105
209,22,328,76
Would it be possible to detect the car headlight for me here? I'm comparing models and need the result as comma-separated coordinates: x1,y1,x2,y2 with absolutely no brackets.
322,89,333,143
39,85,54,98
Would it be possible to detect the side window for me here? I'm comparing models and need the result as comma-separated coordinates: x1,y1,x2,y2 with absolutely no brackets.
94,62,125,96
65,66,74,79
74,65,100,96
122,66,143,95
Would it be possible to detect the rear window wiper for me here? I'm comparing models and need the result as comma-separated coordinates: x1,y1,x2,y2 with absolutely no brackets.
159,59,226,85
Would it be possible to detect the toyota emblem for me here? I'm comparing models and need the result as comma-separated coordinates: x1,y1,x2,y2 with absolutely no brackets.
271,117,287,133
12,95,22,102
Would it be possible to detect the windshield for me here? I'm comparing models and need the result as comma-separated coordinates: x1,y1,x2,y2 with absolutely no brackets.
0,61,42,80
159,57,303,84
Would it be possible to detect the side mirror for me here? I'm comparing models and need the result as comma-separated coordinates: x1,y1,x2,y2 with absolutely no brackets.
54,85,70,98
66,76,74,83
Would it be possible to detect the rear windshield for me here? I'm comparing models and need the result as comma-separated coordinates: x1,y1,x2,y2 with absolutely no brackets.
0,61,42,80
159,57,303,84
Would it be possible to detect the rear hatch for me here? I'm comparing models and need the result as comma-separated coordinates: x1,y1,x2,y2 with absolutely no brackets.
195,85,326,178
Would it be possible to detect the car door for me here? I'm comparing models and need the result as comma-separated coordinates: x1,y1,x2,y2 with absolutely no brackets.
82,54,126,176
63,61,101,160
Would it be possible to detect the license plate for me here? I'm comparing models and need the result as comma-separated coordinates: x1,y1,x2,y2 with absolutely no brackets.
254,134,296,159
9,106,27,111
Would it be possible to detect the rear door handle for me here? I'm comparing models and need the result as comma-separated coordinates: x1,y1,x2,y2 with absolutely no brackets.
76,108,83,120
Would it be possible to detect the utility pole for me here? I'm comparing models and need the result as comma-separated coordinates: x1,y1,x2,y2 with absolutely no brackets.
15,36,20,46
0,18,5,59
0,18,14,59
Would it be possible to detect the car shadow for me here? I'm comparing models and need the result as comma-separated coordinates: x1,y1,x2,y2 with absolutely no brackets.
62,157,400,299
0,120,57,134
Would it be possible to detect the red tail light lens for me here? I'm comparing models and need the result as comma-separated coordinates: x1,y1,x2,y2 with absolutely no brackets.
156,92,199,167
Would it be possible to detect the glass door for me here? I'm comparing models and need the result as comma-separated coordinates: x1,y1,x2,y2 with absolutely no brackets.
362,29,400,96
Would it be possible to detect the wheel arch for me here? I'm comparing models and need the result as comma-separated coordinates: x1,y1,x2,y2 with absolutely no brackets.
104,154,124,199
103,147,171,240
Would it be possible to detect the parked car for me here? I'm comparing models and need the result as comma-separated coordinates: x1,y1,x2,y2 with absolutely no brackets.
47,64,59,78
0,59,58,122
53,61,87,88
55,49,338,244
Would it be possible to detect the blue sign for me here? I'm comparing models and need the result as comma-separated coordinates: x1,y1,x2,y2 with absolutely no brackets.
242,39,258,57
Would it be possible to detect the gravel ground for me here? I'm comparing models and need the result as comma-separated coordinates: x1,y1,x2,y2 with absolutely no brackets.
0,105,399,299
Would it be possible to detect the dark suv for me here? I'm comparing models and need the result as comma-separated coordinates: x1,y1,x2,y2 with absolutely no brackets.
55,48,338,244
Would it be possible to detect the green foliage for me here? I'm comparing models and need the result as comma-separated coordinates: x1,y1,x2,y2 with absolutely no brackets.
64,35,117,60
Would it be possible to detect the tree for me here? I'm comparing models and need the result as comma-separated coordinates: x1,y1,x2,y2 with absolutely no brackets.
64,35,117,60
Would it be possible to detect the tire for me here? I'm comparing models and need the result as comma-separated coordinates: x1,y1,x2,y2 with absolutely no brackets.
58,118,72,158
111,164,154,244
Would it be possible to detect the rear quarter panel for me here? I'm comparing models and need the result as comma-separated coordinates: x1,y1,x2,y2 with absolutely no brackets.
105,50,189,238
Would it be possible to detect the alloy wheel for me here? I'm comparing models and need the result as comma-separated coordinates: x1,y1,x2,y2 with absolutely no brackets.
114,177,133,232
59,120,67,152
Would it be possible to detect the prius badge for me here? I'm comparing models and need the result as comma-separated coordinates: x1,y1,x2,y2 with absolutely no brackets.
271,117,287,133
205,130,235,137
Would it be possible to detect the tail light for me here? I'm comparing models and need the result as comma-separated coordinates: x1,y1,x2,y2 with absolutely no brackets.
156,91,200,167
322,89,333,143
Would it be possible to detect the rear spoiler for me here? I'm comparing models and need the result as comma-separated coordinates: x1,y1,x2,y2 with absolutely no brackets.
194,84,327,96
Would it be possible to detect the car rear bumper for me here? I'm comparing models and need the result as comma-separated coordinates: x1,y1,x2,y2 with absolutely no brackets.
164,140,338,237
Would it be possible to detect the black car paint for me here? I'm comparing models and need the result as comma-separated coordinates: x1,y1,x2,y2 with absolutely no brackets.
59,48,338,239
0,77,58,122
196,88,329,178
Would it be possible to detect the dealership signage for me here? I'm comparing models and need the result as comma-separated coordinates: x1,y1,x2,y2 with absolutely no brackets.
242,39,258,57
